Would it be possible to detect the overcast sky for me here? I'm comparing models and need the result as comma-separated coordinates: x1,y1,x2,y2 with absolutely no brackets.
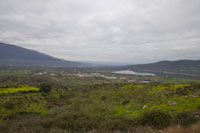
0,0,200,64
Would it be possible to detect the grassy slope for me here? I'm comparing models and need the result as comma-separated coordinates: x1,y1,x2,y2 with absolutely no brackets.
0,69,200,132
0,82,200,132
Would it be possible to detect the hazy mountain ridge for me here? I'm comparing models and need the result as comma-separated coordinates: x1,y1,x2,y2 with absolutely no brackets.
129,60,200,77
0,42,86,67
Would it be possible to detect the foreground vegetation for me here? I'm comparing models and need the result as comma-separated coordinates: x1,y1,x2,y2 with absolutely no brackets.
0,68,200,132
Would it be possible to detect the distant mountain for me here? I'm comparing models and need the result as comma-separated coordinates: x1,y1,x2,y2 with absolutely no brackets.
129,60,200,78
0,42,87,67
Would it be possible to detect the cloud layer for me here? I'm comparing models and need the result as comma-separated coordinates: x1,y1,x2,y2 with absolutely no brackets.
0,0,200,64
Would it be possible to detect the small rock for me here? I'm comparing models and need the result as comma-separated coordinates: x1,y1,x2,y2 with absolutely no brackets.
143,105,148,109
194,115,200,119
168,101,177,106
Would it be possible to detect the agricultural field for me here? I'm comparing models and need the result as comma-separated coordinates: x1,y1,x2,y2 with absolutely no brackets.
0,70,31,76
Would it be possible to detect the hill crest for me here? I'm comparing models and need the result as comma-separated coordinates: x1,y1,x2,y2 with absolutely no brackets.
0,42,86,67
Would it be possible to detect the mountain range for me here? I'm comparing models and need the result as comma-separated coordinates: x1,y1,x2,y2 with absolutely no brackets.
0,42,86,67
0,42,200,79
129,60,200,78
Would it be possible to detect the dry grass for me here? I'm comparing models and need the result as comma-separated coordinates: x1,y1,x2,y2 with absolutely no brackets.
163,122,200,133
88,127,155,133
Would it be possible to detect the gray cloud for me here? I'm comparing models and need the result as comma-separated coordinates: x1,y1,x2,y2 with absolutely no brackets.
0,0,200,64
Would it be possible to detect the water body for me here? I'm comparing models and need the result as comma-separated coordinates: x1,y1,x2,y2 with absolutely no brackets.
112,70,155,76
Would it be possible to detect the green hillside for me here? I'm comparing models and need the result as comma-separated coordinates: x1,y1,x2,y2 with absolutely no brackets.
129,60,200,79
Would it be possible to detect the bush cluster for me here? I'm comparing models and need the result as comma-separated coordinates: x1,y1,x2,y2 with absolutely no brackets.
39,83,52,93
138,110,172,129
175,112,198,126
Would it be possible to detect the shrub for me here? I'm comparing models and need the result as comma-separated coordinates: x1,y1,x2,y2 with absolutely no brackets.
122,99,130,105
101,96,106,101
39,83,52,93
3,112,40,120
4,101,15,109
100,116,136,130
175,112,198,127
138,110,172,129
175,88,189,96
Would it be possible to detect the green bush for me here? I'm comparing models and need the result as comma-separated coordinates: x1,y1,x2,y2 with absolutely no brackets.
175,112,198,126
39,83,52,93
3,112,40,120
122,99,130,105
100,116,136,131
4,101,15,109
138,110,172,129
42,112,99,132
175,88,189,96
